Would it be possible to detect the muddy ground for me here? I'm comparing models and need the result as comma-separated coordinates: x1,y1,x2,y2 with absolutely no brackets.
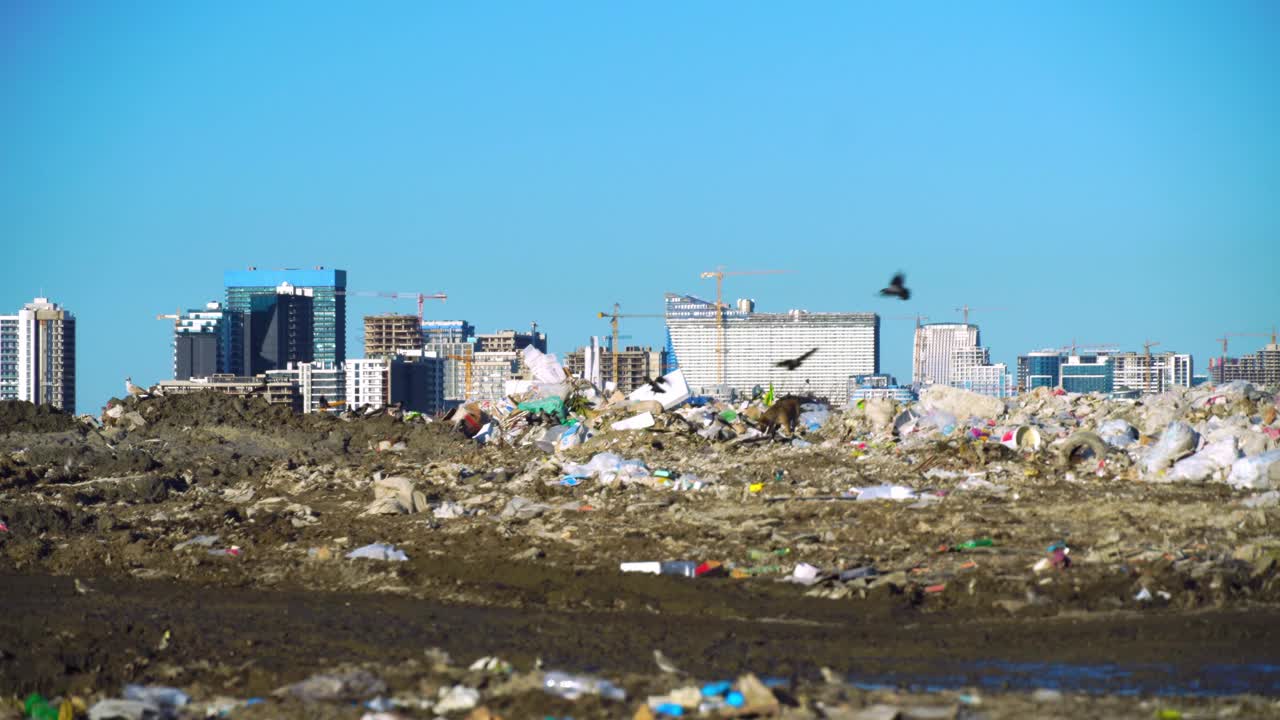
2,393,1279,718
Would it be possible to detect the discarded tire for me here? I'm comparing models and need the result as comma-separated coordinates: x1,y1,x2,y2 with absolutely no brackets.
1058,431,1108,467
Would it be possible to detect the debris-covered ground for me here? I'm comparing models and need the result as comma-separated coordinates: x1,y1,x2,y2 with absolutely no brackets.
3,368,1280,718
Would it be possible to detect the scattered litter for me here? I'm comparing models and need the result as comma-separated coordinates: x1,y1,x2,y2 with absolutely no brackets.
345,543,409,562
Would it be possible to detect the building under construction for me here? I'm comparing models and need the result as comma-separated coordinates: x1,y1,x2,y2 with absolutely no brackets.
1211,344,1280,387
363,314,423,358
565,345,668,395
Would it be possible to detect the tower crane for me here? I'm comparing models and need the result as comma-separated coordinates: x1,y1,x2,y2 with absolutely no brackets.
1143,339,1161,393
446,350,474,403
1057,341,1118,356
891,315,929,389
699,267,794,384
954,305,1008,326
155,309,182,327
1215,329,1278,375
597,303,663,387
342,290,447,325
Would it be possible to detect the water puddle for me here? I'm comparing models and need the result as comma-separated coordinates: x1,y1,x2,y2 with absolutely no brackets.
845,660,1280,697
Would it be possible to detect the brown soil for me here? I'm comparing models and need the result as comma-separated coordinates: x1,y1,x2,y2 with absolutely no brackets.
2,392,1279,718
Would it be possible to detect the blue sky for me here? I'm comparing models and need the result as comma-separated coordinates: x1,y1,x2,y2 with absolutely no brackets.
2,2,1277,413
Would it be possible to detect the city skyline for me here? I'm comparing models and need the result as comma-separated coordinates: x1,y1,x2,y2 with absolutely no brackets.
6,276,1271,413
4,3,1279,412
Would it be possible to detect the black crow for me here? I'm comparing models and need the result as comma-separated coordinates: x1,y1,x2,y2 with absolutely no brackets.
645,376,669,394
879,273,910,300
775,348,817,371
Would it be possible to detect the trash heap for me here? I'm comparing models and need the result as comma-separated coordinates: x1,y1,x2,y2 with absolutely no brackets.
438,349,1280,495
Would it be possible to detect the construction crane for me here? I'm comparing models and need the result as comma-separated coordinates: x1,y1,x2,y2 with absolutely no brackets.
155,309,182,327
1216,330,1279,376
1057,340,1118,356
699,267,794,384
597,303,663,387
891,315,930,388
890,314,929,327
342,290,447,325
446,351,474,403
1143,339,1161,393
954,305,1008,326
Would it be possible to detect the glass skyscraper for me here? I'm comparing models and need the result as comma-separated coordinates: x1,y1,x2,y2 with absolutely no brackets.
224,268,346,375
1017,351,1063,392
1060,355,1113,394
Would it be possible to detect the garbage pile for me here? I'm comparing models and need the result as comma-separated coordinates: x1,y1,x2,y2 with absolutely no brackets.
437,348,1280,495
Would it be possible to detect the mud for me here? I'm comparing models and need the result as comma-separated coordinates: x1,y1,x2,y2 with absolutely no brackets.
2,391,1280,717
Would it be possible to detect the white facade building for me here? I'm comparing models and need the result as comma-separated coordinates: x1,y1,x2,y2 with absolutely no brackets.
664,294,878,405
346,358,390,410
949,346,1013,397
1112,352,1193,394
1,298,76,411
912,323,979,388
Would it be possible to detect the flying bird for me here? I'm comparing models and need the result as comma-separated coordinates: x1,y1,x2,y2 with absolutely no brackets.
125,376,147,398
645,376,669,394
775,348,817,371
879,273,910,301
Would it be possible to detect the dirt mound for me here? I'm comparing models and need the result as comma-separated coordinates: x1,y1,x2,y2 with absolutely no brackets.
0,400,80,434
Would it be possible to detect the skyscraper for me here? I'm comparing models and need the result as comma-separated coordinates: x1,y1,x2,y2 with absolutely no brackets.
664,293,878,404
0,315,18,400
1017,351,1064,392
912,323,979,388
1,298,76,412
171,301,231,380
224,268,346,375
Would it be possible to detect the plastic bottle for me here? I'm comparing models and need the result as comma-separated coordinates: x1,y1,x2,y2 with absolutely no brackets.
951,538,994,551
542,670,626,701
659,561,699,578
23,694,58,720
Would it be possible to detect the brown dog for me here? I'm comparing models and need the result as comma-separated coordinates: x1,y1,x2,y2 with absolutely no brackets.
758,396,802,436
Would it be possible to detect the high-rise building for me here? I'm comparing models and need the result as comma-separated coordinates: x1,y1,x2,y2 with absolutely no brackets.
422,320,475,344
912,323,979,388
346,356,446,413
1,298,76,412
0,315,18,400
171,301,231,380
475,328,547,354
564,345,668,395
1111,352,1193,393
224,267,346,375
282,360,346,413
364,314,423,358
1060,354,1113,394
469,351,523,403
950,346,1013,397
1211,344,1280,386
1017,351,1063,392
664,293,878,405
421,320,475,409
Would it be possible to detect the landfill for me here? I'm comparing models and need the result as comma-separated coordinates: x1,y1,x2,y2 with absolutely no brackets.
3,368,1280,717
